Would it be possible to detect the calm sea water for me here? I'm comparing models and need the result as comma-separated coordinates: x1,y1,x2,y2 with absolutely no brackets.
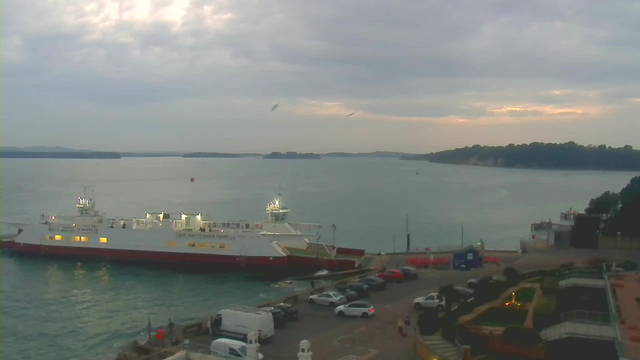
0,158,636,360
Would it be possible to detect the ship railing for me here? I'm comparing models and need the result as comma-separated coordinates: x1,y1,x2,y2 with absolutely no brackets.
47,223,99,232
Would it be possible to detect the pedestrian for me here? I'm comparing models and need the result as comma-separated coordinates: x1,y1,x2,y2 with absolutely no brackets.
397,318,404,336
404,314,411,327
311,279,315,288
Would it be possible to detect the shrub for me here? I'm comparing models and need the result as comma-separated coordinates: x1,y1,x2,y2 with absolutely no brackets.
501,327,542,347
503,267,522,285
534,296,557,314
440,284,461,312
417,308,441,335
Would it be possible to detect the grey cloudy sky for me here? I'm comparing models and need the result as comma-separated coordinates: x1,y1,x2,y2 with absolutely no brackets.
1,0,639,153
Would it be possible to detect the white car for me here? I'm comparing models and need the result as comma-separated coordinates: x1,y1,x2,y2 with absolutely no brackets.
308,291,347,306
334,301,375,318
413,293,445,311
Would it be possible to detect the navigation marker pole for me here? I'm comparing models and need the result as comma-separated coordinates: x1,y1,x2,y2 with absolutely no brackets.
406,214,410,253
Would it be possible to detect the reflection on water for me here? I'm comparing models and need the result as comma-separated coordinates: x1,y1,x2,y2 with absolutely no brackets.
96,264,110,283
74,262,86,280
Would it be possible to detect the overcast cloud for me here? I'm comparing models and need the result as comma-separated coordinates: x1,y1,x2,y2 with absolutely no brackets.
1,0,639,152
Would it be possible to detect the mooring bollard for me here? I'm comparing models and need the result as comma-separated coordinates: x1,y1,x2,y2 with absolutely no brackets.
298,339,312,360
246,332,260,360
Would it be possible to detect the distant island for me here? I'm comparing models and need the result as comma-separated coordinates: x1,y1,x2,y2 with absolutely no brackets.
0,151,121,159
401,142,640,171
263,152,321,159
183,152,243,158
324,151,411,158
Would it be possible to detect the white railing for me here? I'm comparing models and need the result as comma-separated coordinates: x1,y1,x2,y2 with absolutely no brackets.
603,264,631,359
560,310,612,324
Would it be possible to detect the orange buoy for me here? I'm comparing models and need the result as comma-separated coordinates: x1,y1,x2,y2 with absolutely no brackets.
156,329,165,340
190,177,195,182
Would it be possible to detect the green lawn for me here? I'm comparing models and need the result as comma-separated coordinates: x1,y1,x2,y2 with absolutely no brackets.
534,296,557,314
502,287,537,304
470,307,528,327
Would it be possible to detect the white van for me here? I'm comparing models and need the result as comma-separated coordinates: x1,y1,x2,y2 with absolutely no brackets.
209,306,275,342
210,338,265,359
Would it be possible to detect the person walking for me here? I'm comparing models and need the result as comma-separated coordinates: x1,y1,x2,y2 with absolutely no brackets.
397,318,404,336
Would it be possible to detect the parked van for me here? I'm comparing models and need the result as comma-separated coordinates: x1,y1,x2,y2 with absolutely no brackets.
208,306,275,342
209,338,265,359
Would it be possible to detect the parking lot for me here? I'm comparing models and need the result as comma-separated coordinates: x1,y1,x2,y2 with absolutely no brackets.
190,249,638,359
255,267,504,360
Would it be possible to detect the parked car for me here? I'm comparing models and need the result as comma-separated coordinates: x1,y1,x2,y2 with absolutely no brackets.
334,301,376,318
352,276,387,290
260,306,286,328
209,307,275,342
308,291,347,306
400,266,419,280
273,303,299,321
347,283,370,298
376,269,405,283
413,293,445,312
210,338,265,359
334,286,359,301
466,276,493,289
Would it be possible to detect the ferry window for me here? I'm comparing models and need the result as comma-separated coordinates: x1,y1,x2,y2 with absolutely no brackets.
81,237,89,242
219,243,226,249
210,244,217,248
197,243,207,248
187,242,196,247
236,223,240,229
99,237,108,243
166,241,176,247
184,217,191,227
245,223,250,229
72,236,80,241
54,235,63,240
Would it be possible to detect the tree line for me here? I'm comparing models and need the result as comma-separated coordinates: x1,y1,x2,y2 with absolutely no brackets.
402,142,640,170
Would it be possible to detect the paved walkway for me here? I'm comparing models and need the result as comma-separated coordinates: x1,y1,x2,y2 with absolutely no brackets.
610,272,640,356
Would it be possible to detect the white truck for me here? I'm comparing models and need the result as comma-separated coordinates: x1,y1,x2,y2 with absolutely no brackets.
209,338,265,359
208,306,275,343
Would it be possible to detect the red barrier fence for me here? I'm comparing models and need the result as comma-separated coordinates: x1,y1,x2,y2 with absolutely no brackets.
406,257,451,268
484,256,501,264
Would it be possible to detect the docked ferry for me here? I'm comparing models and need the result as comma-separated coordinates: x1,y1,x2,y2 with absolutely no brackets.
2,189,366,272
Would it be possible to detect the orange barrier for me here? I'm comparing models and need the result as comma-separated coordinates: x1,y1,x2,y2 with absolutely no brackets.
406,257,451,268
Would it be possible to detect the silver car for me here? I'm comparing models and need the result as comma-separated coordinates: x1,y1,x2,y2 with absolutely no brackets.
308,291,347,306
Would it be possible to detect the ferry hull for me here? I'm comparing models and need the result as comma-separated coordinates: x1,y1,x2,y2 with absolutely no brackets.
286,255,358,272
10,243,288,269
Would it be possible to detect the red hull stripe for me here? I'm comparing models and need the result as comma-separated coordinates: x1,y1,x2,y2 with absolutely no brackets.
12,243,288,267
286,255,356,269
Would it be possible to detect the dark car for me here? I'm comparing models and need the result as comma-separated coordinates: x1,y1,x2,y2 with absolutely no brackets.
353,276,387,290
261,307,286,328
335,286,359,301
273,303,299,322
400,266,419,280
347,283,370,298
454,286,474,300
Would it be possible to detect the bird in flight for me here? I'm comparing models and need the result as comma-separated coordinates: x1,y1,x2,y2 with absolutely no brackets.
271,104,279,111
346,112,355,117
